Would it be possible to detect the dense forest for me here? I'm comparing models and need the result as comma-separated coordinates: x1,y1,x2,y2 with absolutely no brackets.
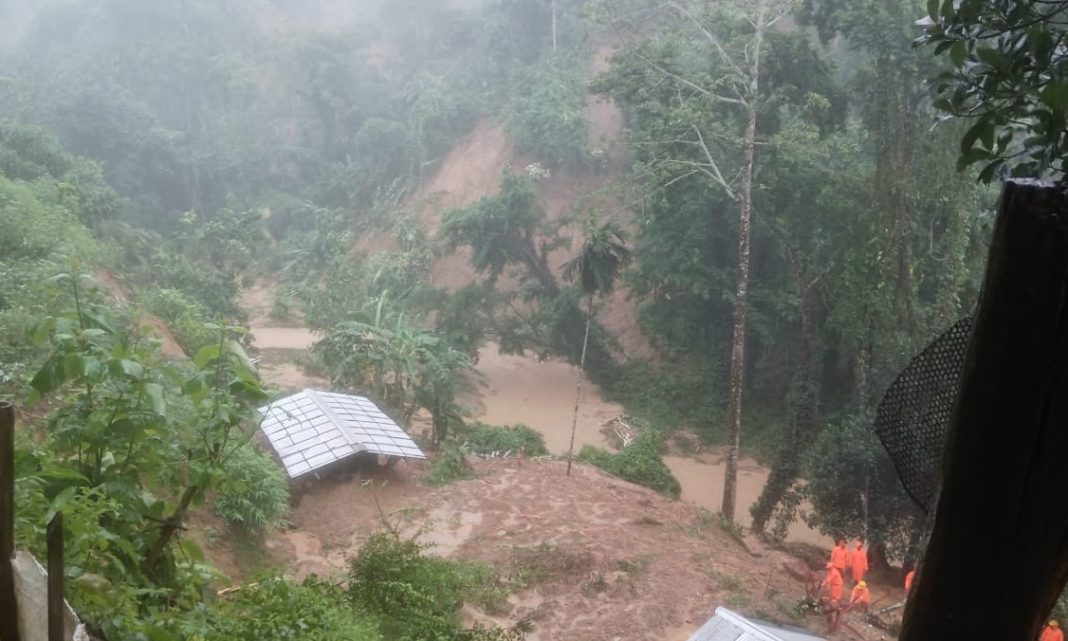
0,0,1029,638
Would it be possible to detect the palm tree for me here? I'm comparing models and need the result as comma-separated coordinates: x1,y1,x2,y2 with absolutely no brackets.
561,219,632,475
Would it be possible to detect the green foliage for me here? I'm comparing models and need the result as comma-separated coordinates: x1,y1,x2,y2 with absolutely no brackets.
314,320,470,442
579,431,681,498
509,51,590,167
431,283,497,358
923,0,1068,181
114,216,257,319
428,444,476,486
17,274,269,637
462,422,549,457
442,173,550,282
562,218,632,298
200,575,380,641
282,211,437,331
0,175,93,261
140,288,219,354
442,173,619,383
605,361,723,430
0,121,120,228
800,412,922,558
214,444,291,537
348,533,530,641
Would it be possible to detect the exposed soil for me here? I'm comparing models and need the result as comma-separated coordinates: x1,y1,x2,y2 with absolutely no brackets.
248,457,897,641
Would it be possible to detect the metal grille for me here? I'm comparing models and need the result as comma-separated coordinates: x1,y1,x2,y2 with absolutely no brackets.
874,316,974,513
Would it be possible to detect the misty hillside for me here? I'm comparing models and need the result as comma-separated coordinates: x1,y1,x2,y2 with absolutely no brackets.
0,0,1026,639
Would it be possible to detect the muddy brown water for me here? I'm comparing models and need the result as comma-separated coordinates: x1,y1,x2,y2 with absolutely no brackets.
470,346,827,545
245,322,827,545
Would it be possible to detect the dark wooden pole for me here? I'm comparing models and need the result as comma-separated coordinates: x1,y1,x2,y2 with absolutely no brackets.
0,400,20,641
899,180,1068,641
47,513,63,641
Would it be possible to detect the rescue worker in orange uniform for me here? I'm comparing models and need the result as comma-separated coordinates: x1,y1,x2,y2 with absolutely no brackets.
904,568,916,592
1041,621,1064,641
850,541,868,583
830,538,849,576
849,581,871,613
822,562,844,604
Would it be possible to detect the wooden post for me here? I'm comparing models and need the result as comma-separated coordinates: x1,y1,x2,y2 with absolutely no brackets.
47,513,63,641
0,400,20,641
899,180,1068,641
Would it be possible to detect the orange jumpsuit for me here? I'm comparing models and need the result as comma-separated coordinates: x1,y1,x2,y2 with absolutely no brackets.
904,569,916,591
824,567,844,602
851,544,868,582
1041,626,1065,641
830,543,849,573
849,585,870,610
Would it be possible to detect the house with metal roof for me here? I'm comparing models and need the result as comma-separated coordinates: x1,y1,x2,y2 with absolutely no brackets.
688,607,827,641
258,389,426,478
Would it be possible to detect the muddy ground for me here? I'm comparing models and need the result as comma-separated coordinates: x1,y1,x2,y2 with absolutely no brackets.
194,456,901,641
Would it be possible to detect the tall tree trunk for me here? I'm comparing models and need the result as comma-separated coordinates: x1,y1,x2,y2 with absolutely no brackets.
566,296,592,476
721,0,766,523
751,277,817,533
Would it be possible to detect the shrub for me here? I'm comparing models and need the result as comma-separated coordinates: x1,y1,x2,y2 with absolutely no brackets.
203,575,380,641
348,533,529,641
214,444,291,537
463,423,548,457
579,431,681,498
140,288,220,355
427,444,475,486
509,52,589,167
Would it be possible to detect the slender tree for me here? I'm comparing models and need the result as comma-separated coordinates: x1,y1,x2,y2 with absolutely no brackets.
594,0,792,521
561,219,632,475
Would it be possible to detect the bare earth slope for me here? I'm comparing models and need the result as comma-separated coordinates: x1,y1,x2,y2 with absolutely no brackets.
265,458,813,641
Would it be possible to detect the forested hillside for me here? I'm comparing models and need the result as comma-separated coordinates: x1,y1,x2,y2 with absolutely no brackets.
0,0,1003,638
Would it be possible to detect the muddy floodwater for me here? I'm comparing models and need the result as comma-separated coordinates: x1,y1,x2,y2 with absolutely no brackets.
469,346,827,545
244,309,828,546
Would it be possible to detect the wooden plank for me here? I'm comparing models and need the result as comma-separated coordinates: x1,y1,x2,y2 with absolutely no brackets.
899,180,1068,640
47,513,63,641
0,400,20,641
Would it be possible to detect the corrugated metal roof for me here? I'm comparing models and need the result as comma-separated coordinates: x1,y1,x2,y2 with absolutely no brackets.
688,608,826,641
259,389,426,478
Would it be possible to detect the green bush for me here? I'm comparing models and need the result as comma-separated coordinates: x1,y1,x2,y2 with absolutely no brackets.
508,51,589,167
140,288,220,355
579,431,681,498
427,444,476,486
463,423,548,457
214,444,291,537
202,575,380,641
348,533,528,641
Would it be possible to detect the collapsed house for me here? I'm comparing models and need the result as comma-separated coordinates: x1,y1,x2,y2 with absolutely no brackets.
258,389,425,478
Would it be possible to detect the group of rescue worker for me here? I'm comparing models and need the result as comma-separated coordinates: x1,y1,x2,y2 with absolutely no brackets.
819,539,871,613
817,538,1065,641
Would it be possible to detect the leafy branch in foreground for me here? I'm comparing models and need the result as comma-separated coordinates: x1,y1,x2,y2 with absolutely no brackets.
922,0,1068,181
22,271,268,637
